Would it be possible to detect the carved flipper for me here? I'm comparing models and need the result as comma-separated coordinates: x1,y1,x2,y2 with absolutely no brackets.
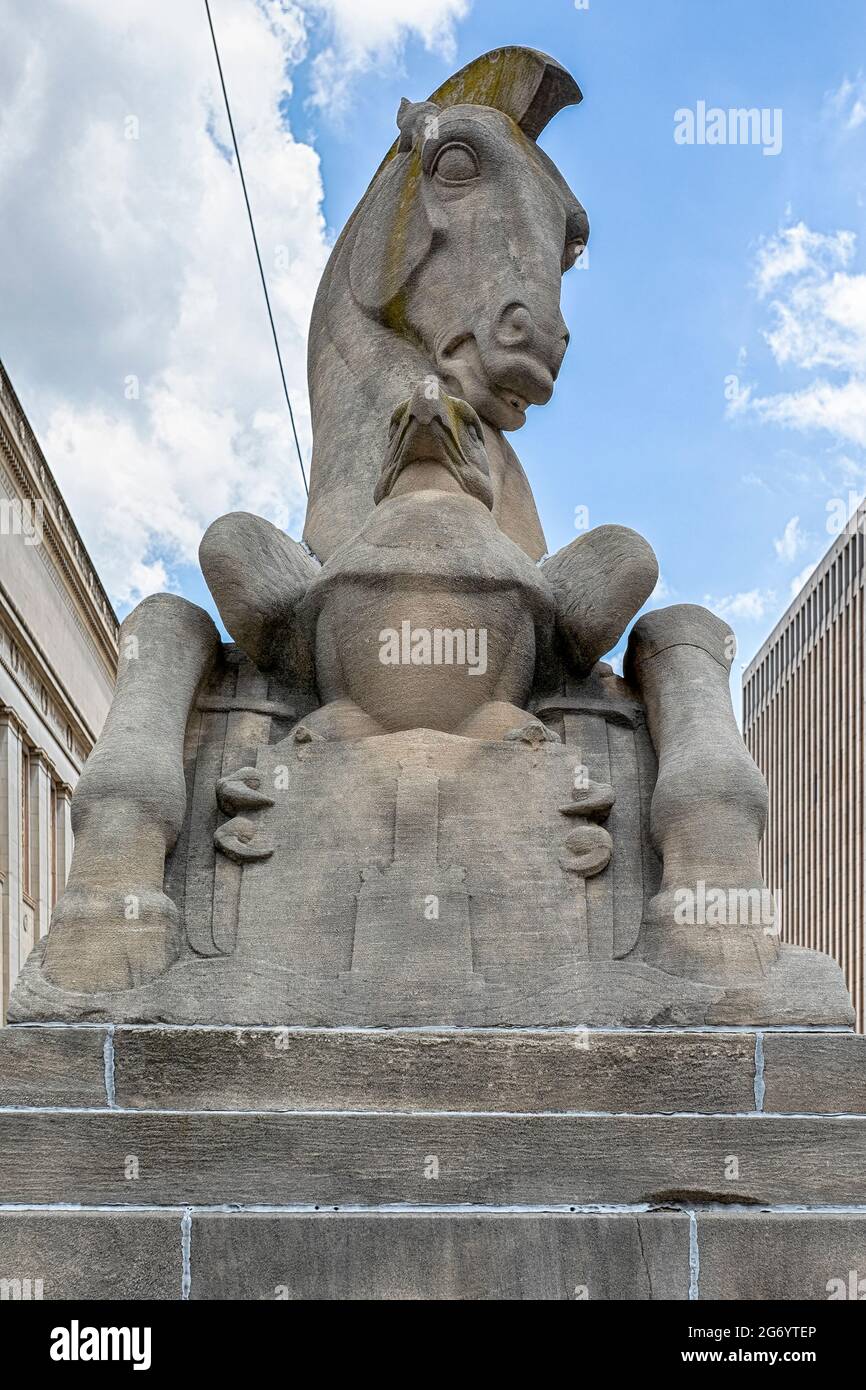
541,524,658,676
200,511,319,693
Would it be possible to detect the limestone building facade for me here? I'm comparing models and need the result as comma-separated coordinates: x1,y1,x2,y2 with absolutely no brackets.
743,501,865,1028
0,358,117,1018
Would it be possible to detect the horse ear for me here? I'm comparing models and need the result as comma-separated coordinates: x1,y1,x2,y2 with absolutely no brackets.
396,98,439,151
348,144,434,312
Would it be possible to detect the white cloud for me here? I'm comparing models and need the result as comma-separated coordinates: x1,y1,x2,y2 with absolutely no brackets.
704,589,777,623
0,0,332,611
789,562,818,599
305,0,470,114
725,379,752,416
752,222,855,299
749,379,866,449
764,271,866,375
773,515,806,563
733,221,866,452
825,72,866,132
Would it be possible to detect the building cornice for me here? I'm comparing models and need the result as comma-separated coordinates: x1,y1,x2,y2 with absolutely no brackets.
0,581,97,763
0,357,119,678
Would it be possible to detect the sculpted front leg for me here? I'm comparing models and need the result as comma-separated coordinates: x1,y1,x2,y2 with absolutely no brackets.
625,603,777,980
42,595,220,993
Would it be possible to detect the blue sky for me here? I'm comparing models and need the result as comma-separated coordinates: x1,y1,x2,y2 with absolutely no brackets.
2,0,864,687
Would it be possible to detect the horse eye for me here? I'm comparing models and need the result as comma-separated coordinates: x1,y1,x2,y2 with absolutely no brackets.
433,142,479,184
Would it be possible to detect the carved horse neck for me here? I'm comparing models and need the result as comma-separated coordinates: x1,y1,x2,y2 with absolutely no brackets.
303,257,547,563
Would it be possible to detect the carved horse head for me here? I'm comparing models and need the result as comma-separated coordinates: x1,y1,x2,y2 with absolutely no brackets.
304,47,588,561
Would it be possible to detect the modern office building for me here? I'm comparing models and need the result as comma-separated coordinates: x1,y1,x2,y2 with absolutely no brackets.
743,500,865,1029
0,358,117,1018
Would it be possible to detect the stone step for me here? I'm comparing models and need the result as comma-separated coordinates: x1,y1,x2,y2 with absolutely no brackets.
0,1027,106,1108
110,1025,761,1114
762,1032,866,1113
4,1024,864,1114
2,1207,865,1300
2,1026,865,1300
188,1209,690,1301
190,1208,866,1301
0,1210,183,1301
1,1111,865,1207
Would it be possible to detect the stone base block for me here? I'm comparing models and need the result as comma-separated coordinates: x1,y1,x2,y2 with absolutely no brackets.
189,1211,689,1300
696,1212,866,1301
1,1025,864,1300
2,1207,866,1301
0,1210,183,1300
8,938,853,1028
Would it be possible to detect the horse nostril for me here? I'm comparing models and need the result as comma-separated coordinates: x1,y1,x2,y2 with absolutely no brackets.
495,303,534,348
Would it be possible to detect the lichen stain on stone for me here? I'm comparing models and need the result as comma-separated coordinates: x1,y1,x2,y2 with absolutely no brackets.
380,148,423,333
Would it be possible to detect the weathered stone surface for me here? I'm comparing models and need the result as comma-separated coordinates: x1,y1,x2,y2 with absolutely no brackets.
41,594,220,996
190,1210,689,1300
10,939,851,1028
696,1212,866,1301
111,1026,758,1114
542,525,658,677
626,605,779,982
0,1025,106,1107
2,1112,865,1207
0,1210,182,1300
199,510,319,694
202,391,656,751
762,1032,866,1114
0,1019,864,1301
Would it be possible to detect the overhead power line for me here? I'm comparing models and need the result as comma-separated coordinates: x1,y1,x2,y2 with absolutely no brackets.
203,0,309,496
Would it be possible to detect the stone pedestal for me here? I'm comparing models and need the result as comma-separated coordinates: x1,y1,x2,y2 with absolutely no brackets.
1,1024,864,1300
9,722,853,1029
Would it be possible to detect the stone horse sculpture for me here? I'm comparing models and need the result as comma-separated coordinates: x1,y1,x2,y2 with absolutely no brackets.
9,47,852,1028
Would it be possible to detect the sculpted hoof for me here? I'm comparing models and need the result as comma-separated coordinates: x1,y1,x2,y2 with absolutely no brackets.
42,887,181,992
